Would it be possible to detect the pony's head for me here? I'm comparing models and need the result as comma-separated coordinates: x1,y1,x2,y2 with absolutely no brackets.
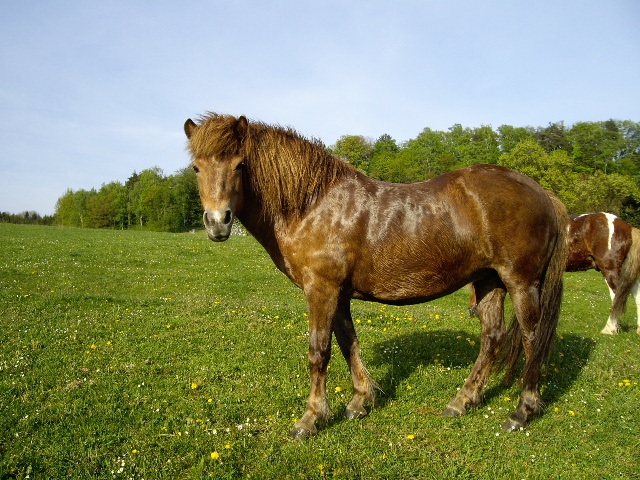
184,115,248,242
185,112,354,241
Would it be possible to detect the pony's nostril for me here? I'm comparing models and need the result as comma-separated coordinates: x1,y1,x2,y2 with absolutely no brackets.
203,210,233,226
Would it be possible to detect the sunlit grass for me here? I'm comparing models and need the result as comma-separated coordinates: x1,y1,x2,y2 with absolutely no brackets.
1,223,639,478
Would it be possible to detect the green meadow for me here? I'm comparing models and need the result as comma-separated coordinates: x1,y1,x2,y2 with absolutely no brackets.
1,223,638,479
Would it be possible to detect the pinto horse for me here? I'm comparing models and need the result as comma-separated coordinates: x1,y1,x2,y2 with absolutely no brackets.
568,213,640,335
184,112,569,438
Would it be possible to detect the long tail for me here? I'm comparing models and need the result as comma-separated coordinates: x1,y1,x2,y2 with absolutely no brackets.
609,226,640,320
498,193,569,383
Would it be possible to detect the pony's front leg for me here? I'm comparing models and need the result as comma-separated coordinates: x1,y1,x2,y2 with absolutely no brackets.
289,285,338,440
333,297,377,420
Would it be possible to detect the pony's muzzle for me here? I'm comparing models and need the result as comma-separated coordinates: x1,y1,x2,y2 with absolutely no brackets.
203,209,233,242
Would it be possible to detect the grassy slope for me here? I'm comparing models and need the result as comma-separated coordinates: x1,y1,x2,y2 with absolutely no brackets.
1,223,638,479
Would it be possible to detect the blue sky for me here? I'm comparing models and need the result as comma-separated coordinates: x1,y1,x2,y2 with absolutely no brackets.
1,1,638,216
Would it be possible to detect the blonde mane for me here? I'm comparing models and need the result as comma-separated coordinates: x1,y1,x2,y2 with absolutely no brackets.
187,112,355,219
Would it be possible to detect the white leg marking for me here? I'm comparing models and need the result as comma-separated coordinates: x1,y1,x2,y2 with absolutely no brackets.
632,281,640,334
602,277,620,334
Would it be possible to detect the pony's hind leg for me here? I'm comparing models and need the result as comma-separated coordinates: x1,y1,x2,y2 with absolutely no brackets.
634,281,640,334
333,298,377,420
601,282,621,335
501,287,545,432
442,279,506,417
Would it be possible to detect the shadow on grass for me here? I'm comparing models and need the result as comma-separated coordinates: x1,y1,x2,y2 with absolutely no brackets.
366,329,595,412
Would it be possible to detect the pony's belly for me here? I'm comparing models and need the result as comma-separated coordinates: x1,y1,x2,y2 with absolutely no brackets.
351,276,464,305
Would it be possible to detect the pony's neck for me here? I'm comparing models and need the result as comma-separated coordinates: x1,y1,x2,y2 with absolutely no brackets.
237,202,291,274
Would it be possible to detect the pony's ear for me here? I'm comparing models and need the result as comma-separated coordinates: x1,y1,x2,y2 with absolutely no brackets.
235,115,249,141
184,119,198,139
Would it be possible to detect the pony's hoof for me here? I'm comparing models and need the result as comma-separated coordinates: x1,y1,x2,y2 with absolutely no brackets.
501,418,526,432
289,426,315,440
344,407,367,420
441,406,463,418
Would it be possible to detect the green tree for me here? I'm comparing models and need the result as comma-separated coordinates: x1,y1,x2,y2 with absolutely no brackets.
330,135,373,171
171,167,203,229
467,125,500,165
403,128,448,178
498,125,535,154
498,139,579,212
141,183,181,232
128,167,163,229
86,182,125,229
569,121,622,174
618,120,640,175
368,148,422,183
573,172,640,219
535,122,572,154
74,189,95,228
54,189,76,226
443,124,471,169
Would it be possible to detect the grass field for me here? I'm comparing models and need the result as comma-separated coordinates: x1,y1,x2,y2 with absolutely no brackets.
1,223,639,479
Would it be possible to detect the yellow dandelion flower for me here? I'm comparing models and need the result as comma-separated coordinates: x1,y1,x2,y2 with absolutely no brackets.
335,386,342,392
569,410,575,416
191,382,198,390
211,451,220,460
407,434,415,439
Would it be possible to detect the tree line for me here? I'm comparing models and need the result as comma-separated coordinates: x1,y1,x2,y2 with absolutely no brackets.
51,166,202,232
331,119,640,225
0,211,55,226
2,118,638,231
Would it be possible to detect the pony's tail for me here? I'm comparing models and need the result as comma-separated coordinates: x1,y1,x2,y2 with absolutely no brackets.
609,226,640,320
498,193,569,384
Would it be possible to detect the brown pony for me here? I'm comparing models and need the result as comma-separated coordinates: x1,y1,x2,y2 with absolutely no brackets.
184,112,569,438
568,213,640,335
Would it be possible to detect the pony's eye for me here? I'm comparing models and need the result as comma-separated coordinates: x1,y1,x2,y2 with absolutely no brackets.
235,162,244,171
192,165,200,174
